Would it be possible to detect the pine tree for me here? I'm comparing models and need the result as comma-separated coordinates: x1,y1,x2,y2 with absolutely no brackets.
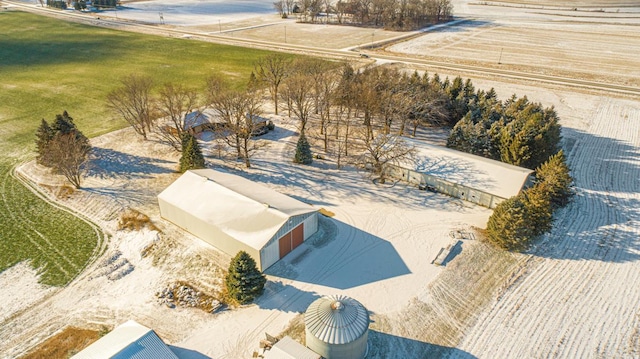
225,251,266,305
294,132,313,165
35,119,54,165
51,110,77,135
486,194,536,251
179,133,205,172
535,150,574,208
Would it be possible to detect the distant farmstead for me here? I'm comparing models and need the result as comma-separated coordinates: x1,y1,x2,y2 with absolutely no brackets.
158,169,318,271
385,142,534,208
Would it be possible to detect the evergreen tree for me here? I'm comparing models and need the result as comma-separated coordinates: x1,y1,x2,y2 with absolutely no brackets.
51,110,77,135
179,133,205,172
535,150,574,208
225,251,266,305
35,119,54,165
294,132,313,165
499,103,561,169
486,194,537,251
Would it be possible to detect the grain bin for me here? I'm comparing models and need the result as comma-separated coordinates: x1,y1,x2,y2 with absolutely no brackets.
304,295,369,359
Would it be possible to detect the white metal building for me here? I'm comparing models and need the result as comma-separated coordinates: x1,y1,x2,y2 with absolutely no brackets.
385,141,534,208
71,320,178,359
262,336,321,359
158,169,318,271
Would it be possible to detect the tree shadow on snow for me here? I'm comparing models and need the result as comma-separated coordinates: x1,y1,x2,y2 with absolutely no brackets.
89,147,174,180
367,330,477,359
529,128,640,263
236,156,471,213
255,280,322,313
266,217,411,290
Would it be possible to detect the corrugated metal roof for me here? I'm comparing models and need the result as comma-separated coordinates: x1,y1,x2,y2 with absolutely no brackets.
304,295,369,345
157,169,317,251
402,141,534,199
71,320,178,359
263,336,321,359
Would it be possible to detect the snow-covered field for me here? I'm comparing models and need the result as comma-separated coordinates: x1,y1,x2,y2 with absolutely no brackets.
454,96,640,358
1,0,639,358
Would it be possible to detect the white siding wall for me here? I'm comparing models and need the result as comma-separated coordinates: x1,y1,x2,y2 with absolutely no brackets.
303,213,318,239
261,240,281,271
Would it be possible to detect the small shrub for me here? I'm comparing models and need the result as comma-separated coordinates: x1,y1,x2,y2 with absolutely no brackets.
118,208,159,232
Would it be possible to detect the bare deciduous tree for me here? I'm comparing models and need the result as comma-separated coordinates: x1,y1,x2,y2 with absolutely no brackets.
155,83,199,151
208,75,264,168
107,74,155,140
273,0,285,15
255,54,291,115
358,132,416,184
48,131,92,189
280,73,315,134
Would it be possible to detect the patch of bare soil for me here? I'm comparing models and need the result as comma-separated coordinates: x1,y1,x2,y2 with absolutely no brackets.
20,326,105,359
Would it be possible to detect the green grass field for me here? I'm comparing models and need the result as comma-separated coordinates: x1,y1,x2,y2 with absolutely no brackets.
0,10,279,286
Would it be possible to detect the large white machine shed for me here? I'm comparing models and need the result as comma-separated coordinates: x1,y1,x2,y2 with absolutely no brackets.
158,169,318,271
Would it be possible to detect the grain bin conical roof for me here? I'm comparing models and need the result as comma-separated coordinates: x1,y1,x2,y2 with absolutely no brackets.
304,295,369,345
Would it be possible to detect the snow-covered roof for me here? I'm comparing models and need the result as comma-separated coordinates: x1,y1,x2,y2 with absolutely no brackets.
157,169,317,251
402,141,533,199
263,336,321,359
184,108,224,129
71,320,178,359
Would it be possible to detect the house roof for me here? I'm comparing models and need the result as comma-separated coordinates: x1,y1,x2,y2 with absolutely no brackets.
71,320,178,359
403,141,533,199
263,336,321,359
157,169,317,251
184,109,224,129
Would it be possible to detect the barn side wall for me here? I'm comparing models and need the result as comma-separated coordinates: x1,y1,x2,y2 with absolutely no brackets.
158,197,262,268
384,165,507,209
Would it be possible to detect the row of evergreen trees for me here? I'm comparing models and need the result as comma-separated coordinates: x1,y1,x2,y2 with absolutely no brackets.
440,77,572,250
447,92,561,170
486,151,574,250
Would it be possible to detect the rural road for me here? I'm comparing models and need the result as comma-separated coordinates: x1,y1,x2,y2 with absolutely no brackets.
5,0,640,98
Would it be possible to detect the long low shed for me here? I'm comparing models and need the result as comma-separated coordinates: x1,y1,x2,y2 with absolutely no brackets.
385,142,534,208
158,169,318,271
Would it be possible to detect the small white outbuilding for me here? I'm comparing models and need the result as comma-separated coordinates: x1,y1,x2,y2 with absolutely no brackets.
158,169,318,271
71,320,178,359
385,141,534,208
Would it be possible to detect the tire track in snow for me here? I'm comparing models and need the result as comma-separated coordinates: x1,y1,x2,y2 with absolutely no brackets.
456,98,640,358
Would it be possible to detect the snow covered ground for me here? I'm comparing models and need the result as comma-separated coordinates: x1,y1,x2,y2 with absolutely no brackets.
2,0,639,358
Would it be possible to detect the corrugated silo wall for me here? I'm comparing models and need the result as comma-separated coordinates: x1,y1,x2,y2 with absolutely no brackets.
305,331,368,359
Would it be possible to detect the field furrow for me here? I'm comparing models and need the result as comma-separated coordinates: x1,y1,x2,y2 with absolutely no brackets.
457,98,640,358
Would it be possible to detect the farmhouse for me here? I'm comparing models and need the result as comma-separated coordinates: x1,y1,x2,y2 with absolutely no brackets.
71,320,178,359
158,169,318,271
184,108,225,134
385,142,534,208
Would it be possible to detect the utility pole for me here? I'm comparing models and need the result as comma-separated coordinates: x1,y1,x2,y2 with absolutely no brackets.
284,25,287,43
498,47,503,64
